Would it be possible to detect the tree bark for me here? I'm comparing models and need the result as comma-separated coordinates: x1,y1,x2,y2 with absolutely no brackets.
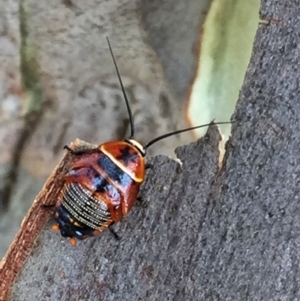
0,0,208,259
2,0,300,300
0,127,222,301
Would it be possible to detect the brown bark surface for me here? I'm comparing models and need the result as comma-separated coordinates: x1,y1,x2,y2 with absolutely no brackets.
2,0,300,300
0,0,209,259
0,127,222,301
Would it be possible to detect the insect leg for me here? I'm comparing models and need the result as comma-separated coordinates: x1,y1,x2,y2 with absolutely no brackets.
40,203,56,209
145,163,153,170
63,145,94,156
108,225,121,240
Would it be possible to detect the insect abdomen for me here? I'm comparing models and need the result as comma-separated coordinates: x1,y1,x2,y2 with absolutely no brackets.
61,182,111,230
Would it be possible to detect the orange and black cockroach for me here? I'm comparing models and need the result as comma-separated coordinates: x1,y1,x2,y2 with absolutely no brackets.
49,38,232,246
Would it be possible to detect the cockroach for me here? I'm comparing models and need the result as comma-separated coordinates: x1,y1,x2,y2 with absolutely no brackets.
50,38,232,246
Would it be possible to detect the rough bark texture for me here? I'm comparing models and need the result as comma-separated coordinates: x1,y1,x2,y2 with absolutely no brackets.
0,148,71,301
2,0,300,300
0,0,209,258
0,126,222,301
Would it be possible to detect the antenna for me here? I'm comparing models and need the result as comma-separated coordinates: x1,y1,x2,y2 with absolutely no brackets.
106,37,135,138
143,121,233,151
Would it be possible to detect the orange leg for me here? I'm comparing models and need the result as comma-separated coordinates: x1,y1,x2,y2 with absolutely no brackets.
51,224,60,231
69,237,77,246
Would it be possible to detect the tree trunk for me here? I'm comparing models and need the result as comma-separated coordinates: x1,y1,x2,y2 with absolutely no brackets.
1,0,299,300
0,0,208,261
